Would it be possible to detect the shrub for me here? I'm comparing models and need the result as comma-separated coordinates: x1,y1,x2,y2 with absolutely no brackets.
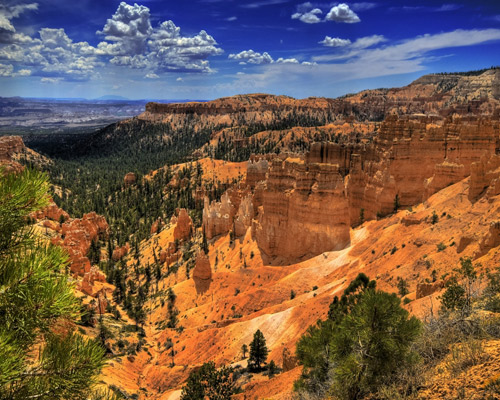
180,362,238,400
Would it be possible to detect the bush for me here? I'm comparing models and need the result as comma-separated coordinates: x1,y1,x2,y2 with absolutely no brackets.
329,290,422,400
180,361,238,400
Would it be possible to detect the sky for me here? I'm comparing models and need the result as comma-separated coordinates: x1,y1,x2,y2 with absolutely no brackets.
1,0,500,100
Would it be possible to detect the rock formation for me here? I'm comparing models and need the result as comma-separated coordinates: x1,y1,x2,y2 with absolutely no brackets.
124,172,137,187
172,209,193,242
203,193,236,240
193,252,212,281
469,154,500,201
60,212,109,276
255,157,350,259
112,243,130,261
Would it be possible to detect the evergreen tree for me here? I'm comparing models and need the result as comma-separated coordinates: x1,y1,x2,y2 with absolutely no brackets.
330,290,421,400
180,361,237,400
249,329,268,371
0,168,106,400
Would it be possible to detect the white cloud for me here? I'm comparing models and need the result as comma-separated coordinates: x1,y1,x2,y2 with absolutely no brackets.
0,62,13,76
229,49,274,64
229,49,313,66
225,16,237,21
276,57,299,64
41,77,62,83
320,36,351,47
325,3,360,23
16,68,30,76
97,3,223,73
0,3,38,43
291,8,322,24
145,72,159,79
350,2,377,11
176,77,183,81
351,34,386,49
227,28,500,99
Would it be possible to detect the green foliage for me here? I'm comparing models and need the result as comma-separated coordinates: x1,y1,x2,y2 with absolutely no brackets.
440,257,478,316
396,277,409,297
359,208,365,225
267,360,279,378
0,168,106,400
329,290,421,400
437,242,447,252
393,194,400,212
484,266,500,312
328,273,376,324
431,211,439,225
295,275,421,400
294,319,337,394
249,329,269,371
180,361,238,400
241,344,248,359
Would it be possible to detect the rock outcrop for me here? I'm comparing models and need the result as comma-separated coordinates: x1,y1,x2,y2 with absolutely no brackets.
193,252,212,280
124,172,137,187
203,193,236,240
0,136,25,172
255,158,350,259
112,243,130,262
60,212,109,276
469,154,500,201
172,209,193,242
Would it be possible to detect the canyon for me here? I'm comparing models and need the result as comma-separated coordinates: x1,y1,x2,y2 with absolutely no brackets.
4,68,500,399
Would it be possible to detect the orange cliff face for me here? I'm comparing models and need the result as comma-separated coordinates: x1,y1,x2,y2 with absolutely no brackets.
200,115,499,263
255,158,350,260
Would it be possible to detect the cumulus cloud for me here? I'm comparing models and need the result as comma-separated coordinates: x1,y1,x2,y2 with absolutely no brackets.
229,49,312,66
0,2,223,80
320,36,351,47
325,3,360,23
276,57,299,64
229,49,273,64
97,3,223,73
0,3,38,43
291,8,322,24
0,3,37,33
145,72,159,79
321,34,386,49
0,25,102,81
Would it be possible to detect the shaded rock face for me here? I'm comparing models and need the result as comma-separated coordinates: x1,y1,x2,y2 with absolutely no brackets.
112,243,129,262
255,158,350,259
193,252,212,280
416,281,444,299
342,115,498,221
202,115,499,262
0,136,25,172
469,154,500,201
124,172,137,187
60,212,109,276
246,157,269,189
282,347,298,372
477,221,500,258
32,201,69,223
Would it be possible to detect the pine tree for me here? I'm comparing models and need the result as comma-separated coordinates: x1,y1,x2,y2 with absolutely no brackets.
0,168,106,399
180,361,237,400
249,329,268,371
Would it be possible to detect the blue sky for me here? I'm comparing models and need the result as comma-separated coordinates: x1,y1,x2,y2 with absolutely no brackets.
1,0,500,99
